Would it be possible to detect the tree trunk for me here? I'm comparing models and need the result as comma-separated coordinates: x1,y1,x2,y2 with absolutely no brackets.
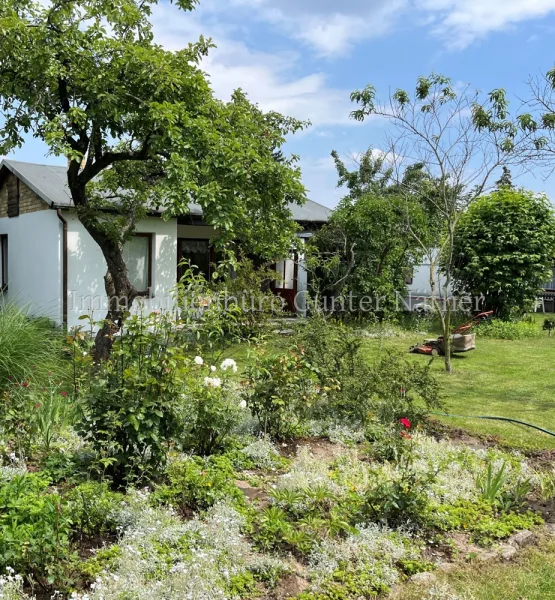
93,243,139,361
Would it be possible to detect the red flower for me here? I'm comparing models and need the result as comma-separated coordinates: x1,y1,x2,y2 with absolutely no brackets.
35,403,41,408
61,391,67,397
22,382,28,388
401,431,412,440
399,417,411,429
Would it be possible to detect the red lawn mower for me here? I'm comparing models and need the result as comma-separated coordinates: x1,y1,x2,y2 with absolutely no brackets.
409,311,494,356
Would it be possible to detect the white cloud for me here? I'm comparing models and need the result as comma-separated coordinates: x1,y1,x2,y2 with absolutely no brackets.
150,3,354,127
225,0,555,53
420,0,555,48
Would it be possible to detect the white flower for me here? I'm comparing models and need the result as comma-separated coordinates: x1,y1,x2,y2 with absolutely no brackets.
194,356,204,366
210,365,217,372
220,358,238,373
239,400,247,409
204,377,222,388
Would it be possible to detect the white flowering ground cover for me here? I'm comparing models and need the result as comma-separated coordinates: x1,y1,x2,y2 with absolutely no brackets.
4,428,552,600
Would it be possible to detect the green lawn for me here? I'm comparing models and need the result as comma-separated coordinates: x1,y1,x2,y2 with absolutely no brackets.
362,332,555,450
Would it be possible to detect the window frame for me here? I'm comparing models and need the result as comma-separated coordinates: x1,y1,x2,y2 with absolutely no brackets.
126,233,153,297
0,235,7,291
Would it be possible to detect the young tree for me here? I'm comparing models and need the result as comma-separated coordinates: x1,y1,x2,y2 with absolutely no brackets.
451,188,555,318
307,149,428,315
0,0,306,358
350,74,529,372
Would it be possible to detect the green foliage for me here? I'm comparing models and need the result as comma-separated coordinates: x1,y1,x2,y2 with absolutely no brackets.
77,544,122,584
298,316,441,427
65,481,124,537
296,563,391,600
153,455,245,513
0,0,307,321
244,347,318,439
75,312,193,485
431,499,543,546
0,303,67,392
0,473,72,588
363,454,436,527
477,317,542,339
0,376,74,458
452,188,555,318
307,173,428,315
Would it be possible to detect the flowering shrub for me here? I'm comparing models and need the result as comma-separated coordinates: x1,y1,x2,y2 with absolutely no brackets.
74,311,245,484
180,357,245,456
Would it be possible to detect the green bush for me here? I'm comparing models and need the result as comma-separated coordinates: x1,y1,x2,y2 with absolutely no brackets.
299,316,441,427
75,312,200,486
244,348,318,439
153,455,245,513
477,318,542,340
65,481,124,537
0,376,75,460
0,473,72,587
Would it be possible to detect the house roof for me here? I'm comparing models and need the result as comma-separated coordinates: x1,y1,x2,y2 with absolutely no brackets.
0,159,330,223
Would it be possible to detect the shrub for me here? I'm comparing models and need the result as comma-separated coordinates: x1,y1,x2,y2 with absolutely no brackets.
299,317,441,427
179,357,245,456
153,455,245,513
0,473,72,588
476,318,542,340
65,481,124,538
75,313,246,484
243,347,318,439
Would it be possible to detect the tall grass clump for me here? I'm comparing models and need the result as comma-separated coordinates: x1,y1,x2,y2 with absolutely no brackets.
0,302,66,388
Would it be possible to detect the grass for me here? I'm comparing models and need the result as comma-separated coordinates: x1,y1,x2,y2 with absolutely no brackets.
396,536,555,600
361,330,555,451
0,301,68,388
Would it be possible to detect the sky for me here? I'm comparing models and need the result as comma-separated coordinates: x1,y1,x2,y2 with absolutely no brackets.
7,0,555,208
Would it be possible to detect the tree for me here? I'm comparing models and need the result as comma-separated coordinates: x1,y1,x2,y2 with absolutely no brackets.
451,188,555,318
0,0,306,358
349,74,530,372
307,149,429,315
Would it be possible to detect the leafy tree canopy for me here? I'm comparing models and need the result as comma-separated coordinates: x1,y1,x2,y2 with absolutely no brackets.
308,150,429,314
452,188,555,318
0,0,307,354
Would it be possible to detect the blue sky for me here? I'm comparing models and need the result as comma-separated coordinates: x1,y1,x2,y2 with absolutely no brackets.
7,0,555,207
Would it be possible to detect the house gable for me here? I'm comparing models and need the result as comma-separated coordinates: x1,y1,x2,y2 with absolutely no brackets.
0,169,49,218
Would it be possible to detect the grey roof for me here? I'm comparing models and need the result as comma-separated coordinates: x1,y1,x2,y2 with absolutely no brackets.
0,159,330,223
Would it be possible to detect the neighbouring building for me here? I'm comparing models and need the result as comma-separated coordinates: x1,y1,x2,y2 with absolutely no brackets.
0,159,330,328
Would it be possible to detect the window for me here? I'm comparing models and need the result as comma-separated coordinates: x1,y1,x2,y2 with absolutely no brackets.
0,235,7,291
178,239,211,281
274,258,296,290
124,233,152,296
7,176,19,218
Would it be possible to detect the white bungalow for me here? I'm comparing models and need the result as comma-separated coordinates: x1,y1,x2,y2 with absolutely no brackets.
0,159,330,328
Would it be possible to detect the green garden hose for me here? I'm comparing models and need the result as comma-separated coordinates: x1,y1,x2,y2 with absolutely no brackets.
430,412,555,438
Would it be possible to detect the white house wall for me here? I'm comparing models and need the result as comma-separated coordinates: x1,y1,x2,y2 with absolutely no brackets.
0,210,62,322
406,263,450,309
66,212,178,329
